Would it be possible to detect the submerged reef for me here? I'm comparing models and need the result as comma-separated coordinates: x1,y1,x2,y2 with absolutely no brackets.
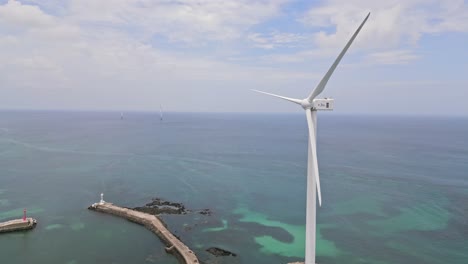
132,197,212,216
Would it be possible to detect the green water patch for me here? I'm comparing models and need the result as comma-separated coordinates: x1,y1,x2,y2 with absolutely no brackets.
384,227,468,263
369,202,451,235
234,205,341,258
332,196,385,217
70,222,85,231
66,260,77,264
203,219,228,232
96,229,113,239
386,241,441,263
351,257,390,264
0,207,44,221
193,243,204,249
45,224,64,231
0,199,10,207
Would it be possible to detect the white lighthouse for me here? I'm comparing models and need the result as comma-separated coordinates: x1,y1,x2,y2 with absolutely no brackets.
99,193,105,205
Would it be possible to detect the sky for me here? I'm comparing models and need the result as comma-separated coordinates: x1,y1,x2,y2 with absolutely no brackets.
0,0,467,116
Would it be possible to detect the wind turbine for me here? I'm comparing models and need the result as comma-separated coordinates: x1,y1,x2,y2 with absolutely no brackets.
252,13,370,264
159,104,163,121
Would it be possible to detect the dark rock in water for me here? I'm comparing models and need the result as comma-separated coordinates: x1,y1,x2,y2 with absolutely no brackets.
133,197,187,215
133,197,213,219
198,209,212,216
206,247,237,257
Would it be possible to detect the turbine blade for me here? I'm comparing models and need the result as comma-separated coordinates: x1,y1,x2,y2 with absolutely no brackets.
307,12,370,102
305,109,322,206
251,89,302,105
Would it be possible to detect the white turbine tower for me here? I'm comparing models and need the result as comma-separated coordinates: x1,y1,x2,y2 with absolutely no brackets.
253,13,370,264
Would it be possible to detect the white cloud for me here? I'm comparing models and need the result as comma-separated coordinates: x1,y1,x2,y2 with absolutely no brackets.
67,0,289,44
0,0,297,80
0,0,54,29
244,1,468,67
0,0,466,114
301,0,468,51
365,49,420,65
248,31,310,49
0,0,320,113
257,48,338,64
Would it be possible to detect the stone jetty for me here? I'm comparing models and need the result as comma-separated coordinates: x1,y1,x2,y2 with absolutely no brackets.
89,201,199,264
0,218,37,233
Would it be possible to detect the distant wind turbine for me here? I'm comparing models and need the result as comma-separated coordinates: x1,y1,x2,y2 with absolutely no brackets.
159,104,163,121
253,12,370,264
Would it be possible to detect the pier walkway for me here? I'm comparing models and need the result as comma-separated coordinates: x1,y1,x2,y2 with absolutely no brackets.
0,218,37,233
89,202,199,264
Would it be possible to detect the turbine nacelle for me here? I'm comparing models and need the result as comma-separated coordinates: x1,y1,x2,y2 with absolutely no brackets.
312,98,334,111
300,98,335,111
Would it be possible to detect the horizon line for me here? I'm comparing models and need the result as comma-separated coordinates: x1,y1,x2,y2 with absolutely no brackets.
0,108,467,118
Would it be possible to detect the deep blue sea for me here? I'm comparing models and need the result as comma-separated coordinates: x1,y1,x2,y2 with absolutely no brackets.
0,111,467,264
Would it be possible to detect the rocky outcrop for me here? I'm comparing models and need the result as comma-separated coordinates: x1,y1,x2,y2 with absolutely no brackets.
206,247,237,257
133,198,187,215
132,198,213,216
197,209,212,216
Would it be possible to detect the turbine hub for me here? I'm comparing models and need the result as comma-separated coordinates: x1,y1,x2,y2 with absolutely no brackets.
300,99,313,110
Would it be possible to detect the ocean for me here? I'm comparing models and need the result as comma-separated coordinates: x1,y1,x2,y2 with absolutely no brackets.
0,111,467,264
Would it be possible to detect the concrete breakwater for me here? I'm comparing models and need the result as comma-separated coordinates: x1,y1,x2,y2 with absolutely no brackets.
88,202,199,264
0,218,37,233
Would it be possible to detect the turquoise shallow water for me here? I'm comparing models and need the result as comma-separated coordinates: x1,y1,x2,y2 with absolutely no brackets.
0,111,467,264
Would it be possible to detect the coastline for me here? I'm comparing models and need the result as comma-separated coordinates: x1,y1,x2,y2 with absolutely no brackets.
88,202,199,264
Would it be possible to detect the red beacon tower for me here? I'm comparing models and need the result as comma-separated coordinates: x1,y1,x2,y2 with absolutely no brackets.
23,208,26,221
